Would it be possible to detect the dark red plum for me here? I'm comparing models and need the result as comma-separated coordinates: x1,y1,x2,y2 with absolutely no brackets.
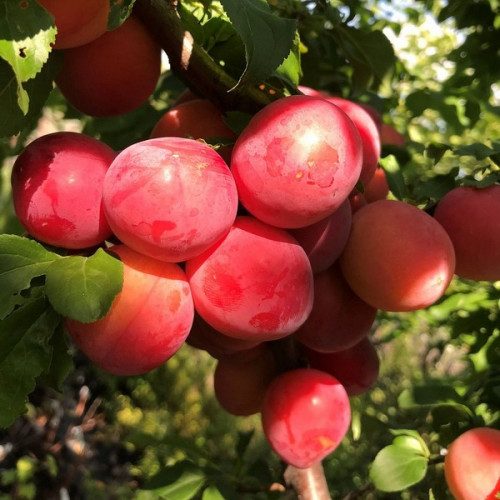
294,264,377,352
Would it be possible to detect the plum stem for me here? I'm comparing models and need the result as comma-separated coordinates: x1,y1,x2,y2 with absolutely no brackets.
284,461,332,500
134,0,276,113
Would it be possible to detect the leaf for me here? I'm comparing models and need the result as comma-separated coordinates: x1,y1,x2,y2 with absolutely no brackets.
202,486,225,500
223,110,253,135
0,294,50,364
45,248,123,323
426,143,452,165
334,26,395,86
398,385,472,411
219,0,297,88
370,437,429,492
140,460,206,499
0,298,60,428
39,323,74,390
274,31,302,88
236,429,255,458
0,0,56,114
454,141,500,160
108,0,136,30
379,155,406,200
0,53,62,138
0,235,60,319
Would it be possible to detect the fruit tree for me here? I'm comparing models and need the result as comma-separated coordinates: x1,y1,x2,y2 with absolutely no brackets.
0,0,498,498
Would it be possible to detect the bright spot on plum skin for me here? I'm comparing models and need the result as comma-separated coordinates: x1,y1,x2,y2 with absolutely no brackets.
185,216,314,342
231,95,362,229
102,137,239,263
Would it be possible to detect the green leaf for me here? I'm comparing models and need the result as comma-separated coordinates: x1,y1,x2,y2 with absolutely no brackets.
223,110,253,135
0,0,56,114
334,26,395,90
45,248,123,323
370,438,429,492
460,170,500,188
236,429,255,458
219,0,297,88
39,323,73,390
274,32,302,88
0,294,50,364
0,235,60,319
108,0,136,30
0,52,62,138
398,385,468,409
140,460,206,499
380,155,406,200
454,141,500,160
202,486,225,500
426,143,452,165
0,298,60,428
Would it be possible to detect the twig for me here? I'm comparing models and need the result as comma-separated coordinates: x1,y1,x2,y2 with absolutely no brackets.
134,0,275,113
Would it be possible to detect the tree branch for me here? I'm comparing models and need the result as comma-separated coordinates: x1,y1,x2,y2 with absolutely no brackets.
133,0,275,113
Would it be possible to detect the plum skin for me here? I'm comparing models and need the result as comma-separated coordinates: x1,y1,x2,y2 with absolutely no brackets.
434,185,500,281
102,137,239,263
55,15,161,118
340,199,456,312
64,245,194,376
230,95,363,228
261,368,351,469
186,216,314,341
444,427,500,500
11,131,116,249
38,0,110,49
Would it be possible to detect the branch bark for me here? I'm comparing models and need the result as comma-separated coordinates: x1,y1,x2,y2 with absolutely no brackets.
134,0,275,113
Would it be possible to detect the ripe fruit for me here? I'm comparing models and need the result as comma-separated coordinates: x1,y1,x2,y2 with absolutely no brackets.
340,200,456,312
301,337,380,396
38,0,110,49
64,245,194,376
293,264,377,352
326,96,381,185
102,137,238,263
364,166,389,203
213,343,278,416
444,427,500,500
380,123,406,147
289,199,352,274
150,99,236,163
231,95,363,228
186,216,314,341
434,185,500,281
55,15,161,117
187,314,261,359
261,368,351,469
11,131,116,249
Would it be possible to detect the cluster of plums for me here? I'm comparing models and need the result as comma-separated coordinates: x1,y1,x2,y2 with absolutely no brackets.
13,0,500,485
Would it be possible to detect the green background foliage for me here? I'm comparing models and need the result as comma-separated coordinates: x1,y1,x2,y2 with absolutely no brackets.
0,0,499,498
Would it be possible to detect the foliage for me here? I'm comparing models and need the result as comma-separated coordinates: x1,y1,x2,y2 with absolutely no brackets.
0,0,499,498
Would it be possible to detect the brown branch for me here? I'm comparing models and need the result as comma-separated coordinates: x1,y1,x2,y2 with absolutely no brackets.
133,0,275,113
